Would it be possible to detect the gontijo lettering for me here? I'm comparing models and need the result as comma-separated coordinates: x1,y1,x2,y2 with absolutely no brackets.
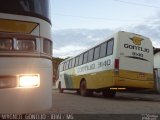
124,44,149,53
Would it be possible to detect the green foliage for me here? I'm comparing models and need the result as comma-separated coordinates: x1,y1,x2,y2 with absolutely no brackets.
52,57,64,63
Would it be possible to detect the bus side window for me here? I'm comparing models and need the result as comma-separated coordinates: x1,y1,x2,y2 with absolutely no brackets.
100,42,107,58
66,61,69,70
72,58,76,67
83,52,88,64
88,48,94,62
63,62,66,71
62,63,64,71
79,54,84,65
68,59,72,69
60,63,63,71
94,46,100,60
75,56,79,67
107,39,114,56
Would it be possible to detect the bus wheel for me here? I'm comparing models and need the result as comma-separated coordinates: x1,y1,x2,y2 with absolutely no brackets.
80,80,93,97
58,82,63,93
102,90,116,98
77,90,80,95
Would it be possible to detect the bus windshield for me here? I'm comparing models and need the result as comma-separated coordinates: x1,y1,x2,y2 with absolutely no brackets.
0,0,51,24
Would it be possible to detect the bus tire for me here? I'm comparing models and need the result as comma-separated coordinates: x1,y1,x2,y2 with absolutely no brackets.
77,90,80,95
58,82,63,93
80,80,93,97
102,90,116,98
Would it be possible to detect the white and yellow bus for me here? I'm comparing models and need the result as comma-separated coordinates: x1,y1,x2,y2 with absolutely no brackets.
0,0,52,113
56,31,154,97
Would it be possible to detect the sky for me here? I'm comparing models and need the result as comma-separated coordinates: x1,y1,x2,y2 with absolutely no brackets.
50,0,160,58
51,0,160,30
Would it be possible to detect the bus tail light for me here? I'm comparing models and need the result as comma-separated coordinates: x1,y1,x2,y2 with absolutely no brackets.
0,76,17,89
18,75,40,88
43,39,52,55
16,39,36,51
0,39,13,50
114,59,119,72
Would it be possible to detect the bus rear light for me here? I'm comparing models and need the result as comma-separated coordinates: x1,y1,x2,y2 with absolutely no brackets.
43,39,52,55
18,75,40,88
16,39,36,51
139,73,145,77
0,39,13,50
114,59,119,72
0,76,17,89
110,88,126,90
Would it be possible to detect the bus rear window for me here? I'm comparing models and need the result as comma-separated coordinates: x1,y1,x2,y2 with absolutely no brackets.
107,39,114,56
0,0,51,24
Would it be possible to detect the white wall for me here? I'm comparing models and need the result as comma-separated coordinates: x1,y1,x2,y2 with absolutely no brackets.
154,52,160,68
154,52,160,93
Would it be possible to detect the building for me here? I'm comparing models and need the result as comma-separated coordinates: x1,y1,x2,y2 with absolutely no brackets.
154,48,160,93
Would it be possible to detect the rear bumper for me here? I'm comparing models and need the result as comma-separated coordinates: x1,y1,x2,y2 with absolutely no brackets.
114,77,154,89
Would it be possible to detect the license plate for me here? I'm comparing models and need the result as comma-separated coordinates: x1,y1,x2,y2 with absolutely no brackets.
139,73,145,77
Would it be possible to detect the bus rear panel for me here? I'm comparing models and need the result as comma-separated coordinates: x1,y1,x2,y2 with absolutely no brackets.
114,31,154,89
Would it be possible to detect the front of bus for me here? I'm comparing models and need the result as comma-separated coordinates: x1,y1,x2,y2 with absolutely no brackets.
0,0,53,113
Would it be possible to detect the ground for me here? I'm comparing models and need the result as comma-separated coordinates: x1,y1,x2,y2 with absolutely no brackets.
38,90,160,120
42,90,160,114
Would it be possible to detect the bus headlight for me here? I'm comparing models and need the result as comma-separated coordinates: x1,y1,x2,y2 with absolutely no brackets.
43,39,52,55
0,39,13,50
19,75,40,88
16,39,36,51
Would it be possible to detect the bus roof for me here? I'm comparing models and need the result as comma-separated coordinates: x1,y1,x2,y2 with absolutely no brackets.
61,31,150,64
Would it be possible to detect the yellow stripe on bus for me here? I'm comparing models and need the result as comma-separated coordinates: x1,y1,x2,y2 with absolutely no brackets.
70,69,154,89
0,19,38,34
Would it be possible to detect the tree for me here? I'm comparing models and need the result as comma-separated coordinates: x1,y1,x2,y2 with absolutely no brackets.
52,57,64,83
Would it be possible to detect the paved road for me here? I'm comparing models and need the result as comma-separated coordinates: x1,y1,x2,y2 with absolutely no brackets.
42,90,160,114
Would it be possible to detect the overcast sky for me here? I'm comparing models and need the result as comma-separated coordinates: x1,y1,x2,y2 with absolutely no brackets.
51,0,160,58
51,0,160,30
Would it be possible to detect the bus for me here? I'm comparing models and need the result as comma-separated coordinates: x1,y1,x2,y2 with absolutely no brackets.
56,31,154,97
0,0,53,113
